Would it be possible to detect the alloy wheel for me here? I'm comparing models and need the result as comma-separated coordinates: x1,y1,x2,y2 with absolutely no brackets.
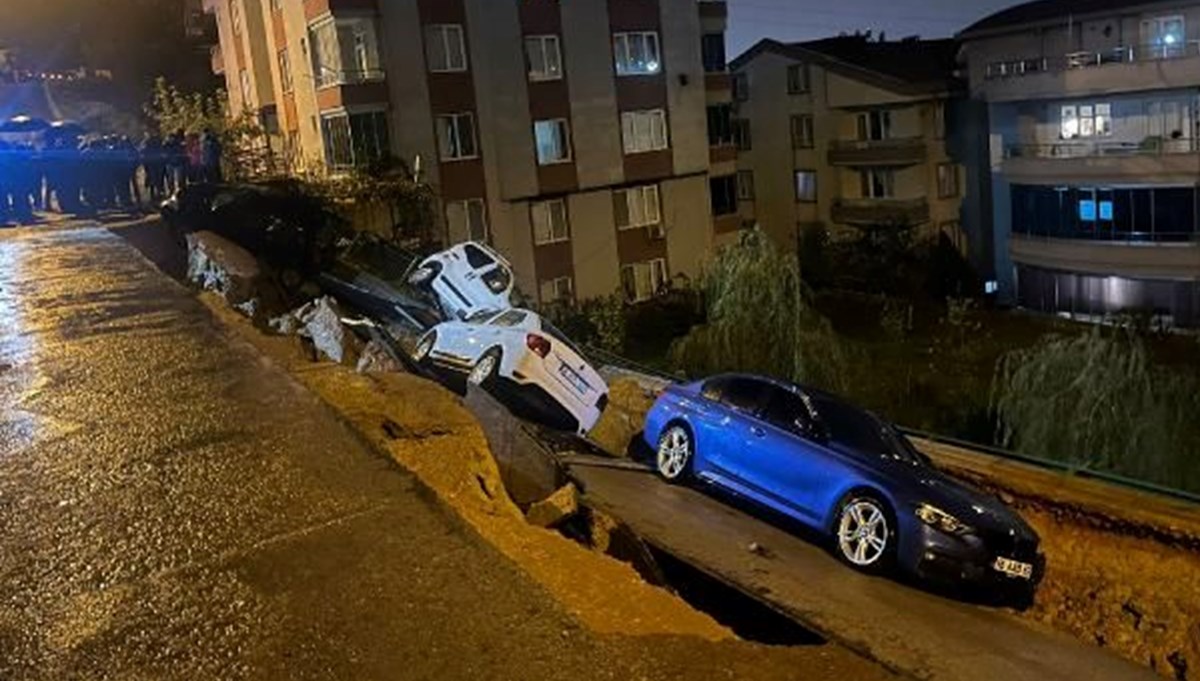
657,426,691,481
468,353,498,386
837,499,890,567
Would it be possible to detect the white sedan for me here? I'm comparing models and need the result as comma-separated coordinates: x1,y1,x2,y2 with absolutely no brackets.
412,308,609,435
407,242,514,321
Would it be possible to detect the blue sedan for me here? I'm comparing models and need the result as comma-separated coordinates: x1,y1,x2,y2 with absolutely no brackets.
643,373,1043,588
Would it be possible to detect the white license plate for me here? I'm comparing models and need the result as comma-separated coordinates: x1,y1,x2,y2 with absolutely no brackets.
558,365,589,394
993,556,1034,580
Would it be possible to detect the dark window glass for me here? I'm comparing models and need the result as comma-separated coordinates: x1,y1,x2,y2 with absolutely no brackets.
759,387,813,435
720,378,766,412
701,33,726,72
464,244,494,268
710,175,737,216
1132,189,1152,236
707,104,733,146
1154,187,1195,239
1035,187,1060,237
1113,188,1132,237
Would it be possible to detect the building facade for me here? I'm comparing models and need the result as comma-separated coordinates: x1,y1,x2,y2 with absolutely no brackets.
206,0,732,305
730,37,977,259
960,0,1200,325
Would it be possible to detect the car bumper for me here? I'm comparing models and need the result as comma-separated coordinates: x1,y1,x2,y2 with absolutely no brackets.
900,523,1045,589
511,358,605,435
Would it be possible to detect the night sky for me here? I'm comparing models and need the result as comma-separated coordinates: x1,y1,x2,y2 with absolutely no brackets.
727,0,1024,55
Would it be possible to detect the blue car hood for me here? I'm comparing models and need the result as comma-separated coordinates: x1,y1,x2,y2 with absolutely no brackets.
914,470,1037,541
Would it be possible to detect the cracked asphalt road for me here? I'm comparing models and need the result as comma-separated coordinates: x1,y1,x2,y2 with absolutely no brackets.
0,225,895,680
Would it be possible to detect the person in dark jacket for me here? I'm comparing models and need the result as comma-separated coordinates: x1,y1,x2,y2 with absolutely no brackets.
140,133,166,201
164,129,185,194
200,128,223,184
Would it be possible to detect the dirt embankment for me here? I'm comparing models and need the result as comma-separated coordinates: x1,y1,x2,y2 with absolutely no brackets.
599,376,1200,680
192,293,895,681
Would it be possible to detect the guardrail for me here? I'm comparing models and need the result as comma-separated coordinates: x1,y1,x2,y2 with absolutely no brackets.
986,40,1200,79
586,344,1200,505
1006,138,1199,159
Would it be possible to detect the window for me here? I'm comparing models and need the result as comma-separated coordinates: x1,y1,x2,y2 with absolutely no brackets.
613,31,661,75
231,0,242,35
278,49,293,93
794,170,817,202
492,310,528,327
937,163,959,198
436,112,477,160
701,33,726,72
621,109,669,154
708,377,765,412
532,199,569,244
1141,15,1186,56
707,104,734,146
540,277,574,303
858,110,892,141
525,35,562,81
1061,103,1111,139
933,102,946,139
760,386,814,436
737,170,755,200
614,185,661,231
310,17,383,86
787,64,810,94
239,69,253,107
321,110,390,170
733,118,751,151
620,259,668,303
426,24,467,73
447,199,488,242
710,175,737,216
790,114,814,149
534,119,572,165
732,73,748,101
860,168,895,198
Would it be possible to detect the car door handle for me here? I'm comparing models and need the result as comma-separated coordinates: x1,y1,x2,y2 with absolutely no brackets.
750,426,766,438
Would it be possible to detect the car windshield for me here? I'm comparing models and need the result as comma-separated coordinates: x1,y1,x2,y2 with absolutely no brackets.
490,310,527,327
810,394,924,465
343,240,417,287
464,309,501,324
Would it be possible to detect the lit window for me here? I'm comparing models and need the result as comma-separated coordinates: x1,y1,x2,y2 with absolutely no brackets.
534,119,572,165
426,24,467,73
613,32,661,75
1061,103,1111,139
525,35,562,81
795,170,817,202
1079,199,1097,222
532,200,570,244
621,109,669,154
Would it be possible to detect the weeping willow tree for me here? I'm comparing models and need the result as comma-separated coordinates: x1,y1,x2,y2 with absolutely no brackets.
669,228,846,391
991,325,1200,492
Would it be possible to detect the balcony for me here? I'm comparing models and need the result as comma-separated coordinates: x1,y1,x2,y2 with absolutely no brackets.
980,41,1200,102
832,197,930,227
1003,139,1199,185
315,67,386,89
827,137,927,167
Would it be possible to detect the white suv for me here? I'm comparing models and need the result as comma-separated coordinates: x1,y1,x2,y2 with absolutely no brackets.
408,242,514,321
412,308,609,435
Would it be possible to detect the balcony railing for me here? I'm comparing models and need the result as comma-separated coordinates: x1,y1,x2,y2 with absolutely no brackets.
985,41,1200,80
315,67,386,88
827,137,926,166
1006,138,1199,159
831,197,930,226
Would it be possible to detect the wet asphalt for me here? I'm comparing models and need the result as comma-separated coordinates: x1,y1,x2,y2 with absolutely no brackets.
0,226,663,680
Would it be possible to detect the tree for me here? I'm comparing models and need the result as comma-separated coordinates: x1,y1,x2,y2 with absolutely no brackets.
670,228,846,391
991,325,1200,492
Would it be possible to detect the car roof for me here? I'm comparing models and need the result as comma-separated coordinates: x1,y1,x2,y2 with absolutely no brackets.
703,373,871,418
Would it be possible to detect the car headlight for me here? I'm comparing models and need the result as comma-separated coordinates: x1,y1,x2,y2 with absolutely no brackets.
915,503,973,536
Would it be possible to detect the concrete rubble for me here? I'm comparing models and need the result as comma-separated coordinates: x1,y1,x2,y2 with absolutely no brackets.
356,340,404,374
185,231,264,316
525,483,580,528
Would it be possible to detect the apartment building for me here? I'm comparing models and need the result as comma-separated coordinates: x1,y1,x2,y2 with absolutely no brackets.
206,0,732,305
960,0,1200,326
730,36,981,259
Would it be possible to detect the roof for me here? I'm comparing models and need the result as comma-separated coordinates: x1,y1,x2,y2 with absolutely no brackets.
960,0,1167,38
731,36,961,97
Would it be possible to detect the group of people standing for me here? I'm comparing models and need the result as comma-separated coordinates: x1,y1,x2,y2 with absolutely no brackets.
0,127,223,224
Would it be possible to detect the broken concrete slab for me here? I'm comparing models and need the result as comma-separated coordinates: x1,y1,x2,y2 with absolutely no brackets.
185,231,262,314
296,296,360,365
525,483,580,529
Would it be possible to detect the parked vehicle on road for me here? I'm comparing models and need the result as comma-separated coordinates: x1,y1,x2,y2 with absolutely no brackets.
643,373,1043,590
407,242,514,321
412,308,608,434
320,234,441,332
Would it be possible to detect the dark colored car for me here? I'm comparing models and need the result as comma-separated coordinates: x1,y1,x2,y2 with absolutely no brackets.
643,373,1043,591
319,234,442,332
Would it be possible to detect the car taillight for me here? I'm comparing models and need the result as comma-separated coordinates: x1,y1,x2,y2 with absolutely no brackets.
526,333,551,358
